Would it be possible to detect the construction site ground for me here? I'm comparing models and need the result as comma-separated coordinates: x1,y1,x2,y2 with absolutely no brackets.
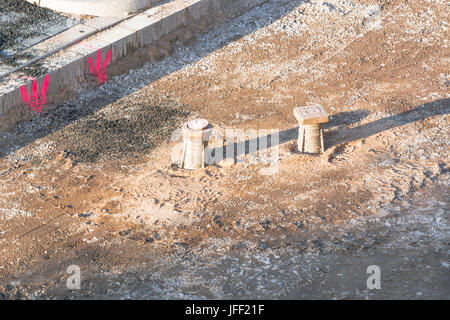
0,0,449,299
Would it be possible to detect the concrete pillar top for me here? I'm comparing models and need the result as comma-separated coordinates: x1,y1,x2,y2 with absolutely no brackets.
293,105,329,125
187,118,209,131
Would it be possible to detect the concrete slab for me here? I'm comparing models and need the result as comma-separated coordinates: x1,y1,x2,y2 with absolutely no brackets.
25,0,162,17
0,0,267,133
0,16,128,80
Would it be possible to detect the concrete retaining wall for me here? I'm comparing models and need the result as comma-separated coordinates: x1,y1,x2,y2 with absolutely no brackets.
0,0,266,134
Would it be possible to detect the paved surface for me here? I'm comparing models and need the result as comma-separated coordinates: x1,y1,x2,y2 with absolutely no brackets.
0,0,78,76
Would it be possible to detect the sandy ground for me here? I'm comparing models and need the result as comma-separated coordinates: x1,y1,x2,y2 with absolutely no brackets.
0,0,449,299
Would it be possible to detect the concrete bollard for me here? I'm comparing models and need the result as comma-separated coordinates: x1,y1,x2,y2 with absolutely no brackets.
293,105,329,154
181,119,212,170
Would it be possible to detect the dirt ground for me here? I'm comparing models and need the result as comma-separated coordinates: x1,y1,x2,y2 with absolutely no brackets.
0,0,449,299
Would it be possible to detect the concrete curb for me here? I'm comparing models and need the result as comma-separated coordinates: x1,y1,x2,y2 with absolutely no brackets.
1,0,266,133
26,0,159,17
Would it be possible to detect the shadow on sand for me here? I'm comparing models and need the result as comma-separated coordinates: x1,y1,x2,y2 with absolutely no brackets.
207,98,449,162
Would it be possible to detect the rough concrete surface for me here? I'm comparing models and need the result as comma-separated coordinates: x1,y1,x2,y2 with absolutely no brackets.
26,0,161,17
0,0,449,299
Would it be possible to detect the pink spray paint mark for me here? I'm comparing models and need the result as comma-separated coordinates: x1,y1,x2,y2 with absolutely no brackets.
20,74,50,113
22,75,36,81
87,49,112,84
81,43,99,50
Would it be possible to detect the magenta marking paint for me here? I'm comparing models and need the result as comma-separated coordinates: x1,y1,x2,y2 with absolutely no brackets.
20,74,50,113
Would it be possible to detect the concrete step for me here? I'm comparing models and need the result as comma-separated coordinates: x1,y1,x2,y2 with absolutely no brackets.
0,0,267,134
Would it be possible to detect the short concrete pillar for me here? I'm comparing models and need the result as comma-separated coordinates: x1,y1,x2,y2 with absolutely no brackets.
181,119,212,170
293,105,329,154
